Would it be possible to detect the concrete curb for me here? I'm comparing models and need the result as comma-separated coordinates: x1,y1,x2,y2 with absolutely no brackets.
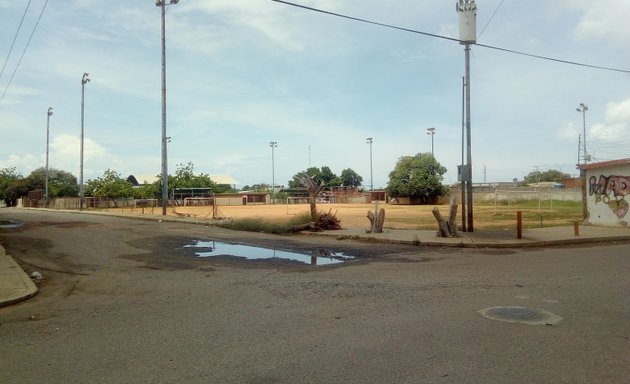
16,207,630,248
0,244,38,308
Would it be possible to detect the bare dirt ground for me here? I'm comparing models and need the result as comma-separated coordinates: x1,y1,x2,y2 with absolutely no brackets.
106,202,575,230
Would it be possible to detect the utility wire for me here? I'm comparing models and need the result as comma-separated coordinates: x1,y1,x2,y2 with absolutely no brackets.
478,0,505,40
271,0,630,74
0,0,49,104
0,0,32,82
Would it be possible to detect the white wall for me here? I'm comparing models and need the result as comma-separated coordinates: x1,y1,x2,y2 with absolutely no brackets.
586,164,630,227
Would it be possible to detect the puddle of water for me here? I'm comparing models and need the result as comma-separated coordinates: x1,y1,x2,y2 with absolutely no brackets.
0,219,23,229
183,240,354,266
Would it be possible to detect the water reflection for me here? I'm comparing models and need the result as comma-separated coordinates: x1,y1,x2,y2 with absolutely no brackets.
183,240,354,266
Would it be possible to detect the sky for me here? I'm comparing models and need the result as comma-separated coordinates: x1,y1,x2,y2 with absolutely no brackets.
0,0,628,189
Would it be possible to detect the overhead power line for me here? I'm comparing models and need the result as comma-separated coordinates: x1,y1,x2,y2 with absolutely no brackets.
271,0,630,74
0,0,32,82
0,0,49,104
478,0,505,40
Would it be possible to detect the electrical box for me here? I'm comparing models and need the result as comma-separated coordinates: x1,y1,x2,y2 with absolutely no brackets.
458,164,471,181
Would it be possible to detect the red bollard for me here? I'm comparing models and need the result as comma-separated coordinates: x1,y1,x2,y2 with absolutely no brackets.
517,211,523,239
574,220,580,237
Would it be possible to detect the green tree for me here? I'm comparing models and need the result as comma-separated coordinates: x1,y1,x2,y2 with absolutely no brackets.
523,169,570,184
84,170,134,198
386,153,447,202
161,162,235,194
241,183,271,192
288,166,340,188
0,167,23,205
339,168,363,188
21,168,79,197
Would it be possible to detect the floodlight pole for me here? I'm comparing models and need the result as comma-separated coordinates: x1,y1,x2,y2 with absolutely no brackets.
45,107,53,208
426,127,435,156
270,141,277,204
80,73,90,210
576,103,588,163
157,0,179,215
366,137,373,191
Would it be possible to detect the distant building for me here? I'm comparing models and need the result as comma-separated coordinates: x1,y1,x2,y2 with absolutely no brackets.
578,158,630,227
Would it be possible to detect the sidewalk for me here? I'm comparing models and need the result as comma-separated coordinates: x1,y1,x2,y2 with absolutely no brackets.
0,244,38,308
312,224,630,247
2,208,630,308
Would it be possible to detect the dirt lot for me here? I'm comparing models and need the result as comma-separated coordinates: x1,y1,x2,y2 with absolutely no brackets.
107,202,579,230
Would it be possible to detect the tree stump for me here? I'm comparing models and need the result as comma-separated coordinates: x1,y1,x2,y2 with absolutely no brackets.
432,196,459,237
367,208,385,233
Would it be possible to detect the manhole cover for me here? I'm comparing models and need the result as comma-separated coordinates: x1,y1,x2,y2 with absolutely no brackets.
478,306,563,325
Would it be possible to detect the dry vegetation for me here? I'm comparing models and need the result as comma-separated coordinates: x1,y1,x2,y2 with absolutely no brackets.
111,200,583,231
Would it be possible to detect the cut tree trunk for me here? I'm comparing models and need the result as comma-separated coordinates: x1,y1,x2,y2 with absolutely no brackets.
367,208,385,233
432,196,459,237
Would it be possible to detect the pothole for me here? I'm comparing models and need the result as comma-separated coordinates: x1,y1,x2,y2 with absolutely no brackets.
478,306,563,325
183,240,355,266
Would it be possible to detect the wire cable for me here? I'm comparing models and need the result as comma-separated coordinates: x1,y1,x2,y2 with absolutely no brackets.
271,0,630,74
0,0,32,82
478,0,505,40
0,0,49,104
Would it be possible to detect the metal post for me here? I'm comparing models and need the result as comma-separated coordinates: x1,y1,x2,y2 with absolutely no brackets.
80,73,89,210
465,44,474,232
460,76,466,232
155,0,179,214
45,107,53,208
366,137,373,191
577,103,588,163
159,1,168,215
270,141,277,204
427,127,435,156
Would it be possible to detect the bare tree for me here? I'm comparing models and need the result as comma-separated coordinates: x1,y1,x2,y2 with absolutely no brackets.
296,172,324,220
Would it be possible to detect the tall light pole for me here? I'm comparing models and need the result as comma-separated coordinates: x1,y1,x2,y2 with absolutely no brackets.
426,127,435,156
80,72,90,210
45,107,53,208
366,137,373,191
576,103,589,163
457,0,477,232
270,141,277,204
157,0,179,215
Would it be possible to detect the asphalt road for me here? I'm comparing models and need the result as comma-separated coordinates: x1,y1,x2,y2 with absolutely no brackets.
1,209,628,384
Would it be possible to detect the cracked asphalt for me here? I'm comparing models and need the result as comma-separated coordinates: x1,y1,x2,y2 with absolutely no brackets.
1,209,628,384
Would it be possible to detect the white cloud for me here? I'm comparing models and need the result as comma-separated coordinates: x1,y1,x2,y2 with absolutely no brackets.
51,134,106,160
557,123,579,141
605,98,630,122
574,0,630,44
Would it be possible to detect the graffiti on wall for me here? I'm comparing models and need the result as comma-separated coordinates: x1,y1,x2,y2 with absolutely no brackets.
589,175,630,220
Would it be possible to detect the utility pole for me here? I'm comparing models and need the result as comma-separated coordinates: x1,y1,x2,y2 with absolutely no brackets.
80,73,90,210
460,76,466,232
45,107,53,208
457,0,477,232
157,0,179,215
366,137,373,191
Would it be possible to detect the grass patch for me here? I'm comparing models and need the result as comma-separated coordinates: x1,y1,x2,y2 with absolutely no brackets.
219,212,313,234
383,200,583,231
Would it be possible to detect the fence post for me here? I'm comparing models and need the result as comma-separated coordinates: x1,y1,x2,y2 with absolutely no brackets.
516,210,523,239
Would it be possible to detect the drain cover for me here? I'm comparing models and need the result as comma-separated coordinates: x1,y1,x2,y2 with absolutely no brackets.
478,306,563,325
